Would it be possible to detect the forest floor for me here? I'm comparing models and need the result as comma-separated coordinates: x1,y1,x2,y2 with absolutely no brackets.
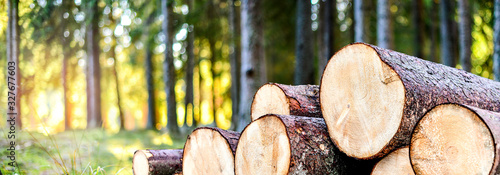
0,129,187,174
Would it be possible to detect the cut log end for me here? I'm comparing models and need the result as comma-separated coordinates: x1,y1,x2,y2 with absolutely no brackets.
251,84,290,121
133,150,153,175
371,147,414,175
320,43,405,158
410,104,495,175
235,115,291,175
183,128,236,175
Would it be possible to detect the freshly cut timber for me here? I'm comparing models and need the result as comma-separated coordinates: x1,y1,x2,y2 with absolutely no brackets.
410,104,500,175
235,114,375,175
371,147,414,175
251,83,321,121
320,42,500,159
183,127,240,175
133,149,183,175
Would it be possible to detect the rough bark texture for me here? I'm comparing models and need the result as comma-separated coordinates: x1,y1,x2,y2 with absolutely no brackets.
264,83,321,118
134,149,183,175
440,0,454,67
145,14,157,130
458,0,472,72
356,43,500,159
238,0,262,131
262,115,375,174
494,0,500,80
377,0,392,49
162,0,180,136
7,0,22,128
294,0,314,85
85,0,102,129
229,0,241,130
354,0,365,42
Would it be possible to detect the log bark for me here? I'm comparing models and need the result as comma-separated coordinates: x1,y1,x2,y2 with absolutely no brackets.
183,127,240,175
371,147,414,175
235,114,375,175
320,43,500,159
410,104,500,175
251,83,321,121
133,149,183,175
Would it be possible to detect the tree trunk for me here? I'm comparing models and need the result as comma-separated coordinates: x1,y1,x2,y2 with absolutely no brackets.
229,0,240,130
183,127,240,174
209,39,218,127
184,25,195,128
412,0,424,59
320,43,500,160
494,0,500,80
86,0,102,129
108,8,125,130
377,0,392,49
251,83,321,121
429,0,438,62
371,147,414,175
62,52,72,130
238,0,262,131
354,0,365,42
7,0,22,129
145,14,157,130
411,104,500,175
319,0,335,82
294,0,314,85
458,0,472,72
162,0,180,136
440,0,454,67
235,114,375,175
133,149,183,175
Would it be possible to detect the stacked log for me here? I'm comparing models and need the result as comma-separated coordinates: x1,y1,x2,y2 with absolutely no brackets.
132,42,500,175
320,43,500,159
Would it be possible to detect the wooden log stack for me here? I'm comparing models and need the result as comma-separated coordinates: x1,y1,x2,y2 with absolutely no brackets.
133,42,500,175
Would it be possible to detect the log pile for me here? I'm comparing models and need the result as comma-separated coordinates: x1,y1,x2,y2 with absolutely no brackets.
133,43,500,175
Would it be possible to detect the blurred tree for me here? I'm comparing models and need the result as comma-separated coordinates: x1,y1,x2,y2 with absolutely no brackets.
458,0,471,72
238,0,262,131
440,0,454,67
354,0,365,42
144,13,157,130
183,0,196,129
377,0,392,49
495,0,500,80
294,0,314,85
229,0,240,130
318,0,336,82
85,0,102,129
412,0,424,58
7,0,22,129
107,1,125,130
162,0,180,136
429,0,438,62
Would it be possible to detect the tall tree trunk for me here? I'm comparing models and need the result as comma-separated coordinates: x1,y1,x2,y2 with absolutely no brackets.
162,0,180,136
495,0,500,80
294,0,314,85
209,39,218,127
458,0,471,72
145,14,157,130
108,6,125,130
86,0,102,129
62,52,72,130
377,0,392,49
238,0,262,131
7,0,22,129
429,0,438,62
319,0,335,81
440,0,454,67
412,0,425,59
229,0,240,130
184,27,195,128
354,0,365,42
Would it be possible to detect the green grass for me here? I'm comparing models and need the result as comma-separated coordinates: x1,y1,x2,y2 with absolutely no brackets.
0,129,187,175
